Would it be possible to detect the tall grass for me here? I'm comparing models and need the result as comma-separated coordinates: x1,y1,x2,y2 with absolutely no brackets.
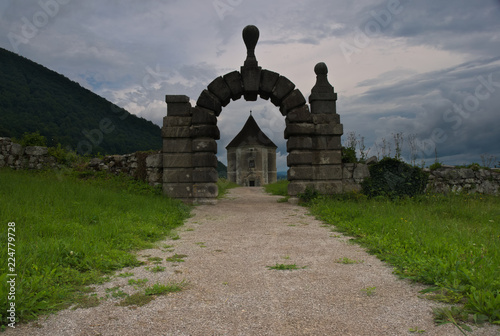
0,169,190,325
264,179,289,196
309,193,500,323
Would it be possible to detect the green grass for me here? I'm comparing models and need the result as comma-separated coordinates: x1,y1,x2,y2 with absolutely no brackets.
267,263,306,270
264,180,289,197
308,193,500,324
0,168,190,326
217,178,239,198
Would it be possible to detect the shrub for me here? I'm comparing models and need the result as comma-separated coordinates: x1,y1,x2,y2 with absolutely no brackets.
429,162,442,170
18,131,47,147
47,144,80,165
361,157,428,198
298,187,320,204
341,146,357,163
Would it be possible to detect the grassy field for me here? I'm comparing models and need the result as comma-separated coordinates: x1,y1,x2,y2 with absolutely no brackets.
0,169,190,326
308,192,500,325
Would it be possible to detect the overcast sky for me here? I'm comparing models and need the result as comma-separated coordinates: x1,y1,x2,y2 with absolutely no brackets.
1,0,499,171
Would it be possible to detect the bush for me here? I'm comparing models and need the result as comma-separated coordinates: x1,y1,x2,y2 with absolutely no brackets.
18,131,47,147
47,144,80,165
341,146,357,163
429,162,442,170
361,157,428,198
298,187,320,204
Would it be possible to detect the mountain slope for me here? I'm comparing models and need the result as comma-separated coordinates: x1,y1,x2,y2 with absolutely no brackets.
0,48,161,155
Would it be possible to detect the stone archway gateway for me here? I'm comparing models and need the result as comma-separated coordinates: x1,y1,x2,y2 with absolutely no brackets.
162,25,343,204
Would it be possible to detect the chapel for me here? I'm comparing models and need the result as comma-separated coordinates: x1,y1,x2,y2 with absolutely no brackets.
226,112,277,186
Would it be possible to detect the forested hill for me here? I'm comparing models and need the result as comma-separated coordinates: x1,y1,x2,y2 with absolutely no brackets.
0,47,161,155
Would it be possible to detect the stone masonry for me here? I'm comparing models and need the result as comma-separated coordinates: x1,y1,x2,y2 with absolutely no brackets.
0,137,163,186
162,25,344,204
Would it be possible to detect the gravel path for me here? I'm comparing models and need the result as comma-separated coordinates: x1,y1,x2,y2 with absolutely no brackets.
10,187,500,335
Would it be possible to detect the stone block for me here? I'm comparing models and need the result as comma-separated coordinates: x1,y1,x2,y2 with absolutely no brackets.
288,166,314,180
207,76,231,106
192,152,218,168
146,153,162,168
166,95,190,103
353,164,370,181
163,169,192,183
286,136,312,151
11,143,24,156
223,71,243,101
197,90,222,116
25,146,48,156
313,150,341,165
287,181,313,196
288,180,343,196
163,116,192,127
163,139,192,153
312,114,340,124
162,126,191,138
315,124,343,135
271,76,295,106
192,138,217,153
314,166,343,180
164,153,193,168
279,90,306,115
287,151,314,166
286,105,312,123
193,183,218,198
241,66,262,101
163,183,193,198
310,100,337,114
192,168,218,183
192,107,217,125
313,181,343,194
284,123,314,139
259,69,280,100
191,125,220,140
166,98,192,117
312,136,341,150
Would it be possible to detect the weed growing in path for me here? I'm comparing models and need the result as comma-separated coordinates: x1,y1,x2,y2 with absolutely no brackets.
267,263,306,271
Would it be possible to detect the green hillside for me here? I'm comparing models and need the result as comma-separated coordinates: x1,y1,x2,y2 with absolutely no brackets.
0,48,161,155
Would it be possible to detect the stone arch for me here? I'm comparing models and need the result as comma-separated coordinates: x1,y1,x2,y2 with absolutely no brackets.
162,25,343,204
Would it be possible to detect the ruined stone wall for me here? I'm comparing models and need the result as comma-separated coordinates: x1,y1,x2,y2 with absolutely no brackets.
342,161,500,195
0,137,162,186
0,137,58,170
425,166,500,194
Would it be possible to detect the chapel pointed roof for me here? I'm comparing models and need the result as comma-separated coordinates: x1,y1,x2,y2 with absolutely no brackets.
226,113,277,149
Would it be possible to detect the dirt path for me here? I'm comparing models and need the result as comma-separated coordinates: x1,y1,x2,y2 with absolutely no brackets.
10,188,500,335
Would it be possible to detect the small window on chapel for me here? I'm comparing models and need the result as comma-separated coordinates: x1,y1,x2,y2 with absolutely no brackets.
249,160,255,168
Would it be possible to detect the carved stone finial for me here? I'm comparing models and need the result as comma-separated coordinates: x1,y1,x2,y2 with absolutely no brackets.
243,25,259,67
309,62,337,107
314,62,328,76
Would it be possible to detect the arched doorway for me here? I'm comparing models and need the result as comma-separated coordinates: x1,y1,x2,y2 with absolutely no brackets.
162,25,343,204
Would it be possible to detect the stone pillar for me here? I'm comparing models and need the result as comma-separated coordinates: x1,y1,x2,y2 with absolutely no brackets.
162,95,195,203
309,62,343,194
191,106,219,204
285,105,315,196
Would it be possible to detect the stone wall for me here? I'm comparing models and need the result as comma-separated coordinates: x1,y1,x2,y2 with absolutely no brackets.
0,137,58,170
341,161,500,195
87,152,163,186
0,137,162,186
425,166,500,194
